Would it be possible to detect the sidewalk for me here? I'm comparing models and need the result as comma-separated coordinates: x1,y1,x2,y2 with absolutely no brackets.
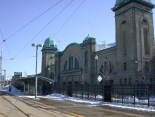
1,95,75,117
0,85,75,117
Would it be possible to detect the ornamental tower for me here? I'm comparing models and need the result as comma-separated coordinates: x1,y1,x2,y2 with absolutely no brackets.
112,0,154,77
41,37,57,77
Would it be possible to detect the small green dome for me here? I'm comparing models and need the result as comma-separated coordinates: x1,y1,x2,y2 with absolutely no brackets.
83,34,94,41
43,37,57,49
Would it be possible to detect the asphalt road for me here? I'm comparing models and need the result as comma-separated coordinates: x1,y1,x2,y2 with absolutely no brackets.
38,98,143,117
0,91,153,117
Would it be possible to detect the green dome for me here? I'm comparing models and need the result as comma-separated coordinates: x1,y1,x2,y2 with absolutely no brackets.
115,0,151,5
83,34,94,41
112,0,154,11
142,0,151,3
43,37,57,49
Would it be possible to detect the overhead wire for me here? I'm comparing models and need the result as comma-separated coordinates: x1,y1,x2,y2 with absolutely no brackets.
4,0,74,68
3,56,35,60
53,0,86,38
13,0,74,59
4,42,12,58
0,0,63,44
0,30,12,58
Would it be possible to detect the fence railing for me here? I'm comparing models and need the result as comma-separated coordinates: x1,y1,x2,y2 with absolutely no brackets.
54,83,155,107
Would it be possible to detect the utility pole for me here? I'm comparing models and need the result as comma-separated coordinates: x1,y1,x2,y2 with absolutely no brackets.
0,48,3,86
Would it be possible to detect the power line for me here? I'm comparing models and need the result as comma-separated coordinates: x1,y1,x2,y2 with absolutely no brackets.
3,55,37,68
13,0,74,59
4,42,12,58
0,30,12,58
3,56,35,60
0,0,63,44
53,0,86,38
4,0,74,67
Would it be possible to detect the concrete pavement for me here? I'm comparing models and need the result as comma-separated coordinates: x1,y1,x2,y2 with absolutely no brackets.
0,93,77,117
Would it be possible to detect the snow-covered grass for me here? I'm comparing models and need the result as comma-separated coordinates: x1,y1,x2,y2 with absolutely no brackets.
1,85,155,113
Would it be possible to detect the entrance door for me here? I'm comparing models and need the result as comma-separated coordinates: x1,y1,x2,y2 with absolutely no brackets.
104,85,111,102
67,84,72,97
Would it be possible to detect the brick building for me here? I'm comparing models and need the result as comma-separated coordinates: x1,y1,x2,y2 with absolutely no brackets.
41,0,155,87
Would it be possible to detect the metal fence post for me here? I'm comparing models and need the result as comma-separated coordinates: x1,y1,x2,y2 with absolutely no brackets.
134,84,135,105
102,83,103,102
122,85,123,104
95,84,96,101
88,84,89,100
148,83,150,107
82,84,83,99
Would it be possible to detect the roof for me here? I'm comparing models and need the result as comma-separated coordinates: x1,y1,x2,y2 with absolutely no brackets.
83,34,94,41
42,37,57,50
112,0,154,11
96,42,116,52
15,76,55,84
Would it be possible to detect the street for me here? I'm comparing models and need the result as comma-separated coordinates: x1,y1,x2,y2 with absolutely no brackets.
0,91,152,117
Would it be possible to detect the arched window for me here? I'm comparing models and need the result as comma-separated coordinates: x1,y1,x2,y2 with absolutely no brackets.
122,20,127,25
142,19,147,24
55,61,57,72
64,61,68,71
69,56,73,70
75,58,79,69
143,29,149,55
85,51,88,67
109,62,114,73
100,65,104,74
122,31,126,55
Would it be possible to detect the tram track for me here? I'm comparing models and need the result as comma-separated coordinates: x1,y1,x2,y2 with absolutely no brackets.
0,92,81,117
0,94,30,117
19,97,83,117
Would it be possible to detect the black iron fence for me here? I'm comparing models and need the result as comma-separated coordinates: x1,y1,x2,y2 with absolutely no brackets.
54,83,155,107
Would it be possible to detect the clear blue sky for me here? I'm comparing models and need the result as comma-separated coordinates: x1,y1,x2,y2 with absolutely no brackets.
0,0,155,78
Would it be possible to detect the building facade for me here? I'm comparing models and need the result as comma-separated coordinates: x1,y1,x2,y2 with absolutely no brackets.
41,0,155,86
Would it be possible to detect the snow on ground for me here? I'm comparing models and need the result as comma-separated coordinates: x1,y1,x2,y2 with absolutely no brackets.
1,85,155,113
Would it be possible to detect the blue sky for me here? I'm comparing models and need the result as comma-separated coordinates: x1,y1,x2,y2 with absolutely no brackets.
0,0,155,78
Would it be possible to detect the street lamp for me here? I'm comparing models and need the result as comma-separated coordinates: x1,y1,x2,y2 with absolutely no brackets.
95,55,98,78
95,55,98,101
48,67,50,78
32,43,43,98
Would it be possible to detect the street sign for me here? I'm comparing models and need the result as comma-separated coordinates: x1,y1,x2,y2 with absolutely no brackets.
14,72,22,77
97,75,102,82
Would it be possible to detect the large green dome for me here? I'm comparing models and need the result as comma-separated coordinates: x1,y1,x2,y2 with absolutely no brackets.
43,37,57,49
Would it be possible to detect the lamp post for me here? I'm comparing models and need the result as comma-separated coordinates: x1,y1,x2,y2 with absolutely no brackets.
48,67,50,78
95,55,98,101
95,55,98,78
32,43,43,98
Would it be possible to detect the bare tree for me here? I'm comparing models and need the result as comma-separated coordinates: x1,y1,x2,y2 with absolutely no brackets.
134,59,153,97
99,62,114,84
135,59,151,84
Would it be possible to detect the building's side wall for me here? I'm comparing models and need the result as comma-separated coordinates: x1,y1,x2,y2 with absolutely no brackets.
41,49,56,77
95,47,117,84
115,2,154,85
